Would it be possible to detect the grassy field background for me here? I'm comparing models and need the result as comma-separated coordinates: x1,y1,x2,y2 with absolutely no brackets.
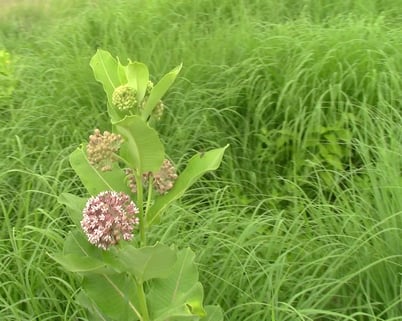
0,0,401,320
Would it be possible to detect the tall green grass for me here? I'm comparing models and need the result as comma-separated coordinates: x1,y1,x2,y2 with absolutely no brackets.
0,0,401,320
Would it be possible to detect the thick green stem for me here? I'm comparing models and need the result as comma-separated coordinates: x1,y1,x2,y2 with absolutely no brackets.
136,279,150,321
145,176,154,213
135,172,146,246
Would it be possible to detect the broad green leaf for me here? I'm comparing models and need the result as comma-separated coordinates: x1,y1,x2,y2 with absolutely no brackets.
51,253,108,273
142,64,182,121
148,247,206,321
117,57,128,84
90,49,120,105
63,230,104,258
51,230,114,274
58,193,87,227
90,49,123,122
127,61,149,103
76,291,114,321
116,243,177,282
114,115,164,173
69,145,132,196
83,273,141,321
202,306,224,321
147,145,228,227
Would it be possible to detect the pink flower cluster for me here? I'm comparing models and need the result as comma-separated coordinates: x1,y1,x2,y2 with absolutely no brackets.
81,191,139,250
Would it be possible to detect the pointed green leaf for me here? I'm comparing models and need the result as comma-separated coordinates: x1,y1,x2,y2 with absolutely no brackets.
69,145,132,196
147,145,228,227
116,243,177,281
58,193,87,227
83,273,141,321
202,306,224,321
142,64,182,121
114,115,164,173
127,61,149,103
148,247,206,321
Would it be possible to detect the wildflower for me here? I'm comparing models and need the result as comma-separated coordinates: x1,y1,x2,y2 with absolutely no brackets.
124,168,138,194
112,85,137,111
139,98,165,121
86,129,123,172
125,159,178,195
149,159,178,194
81,191,139,250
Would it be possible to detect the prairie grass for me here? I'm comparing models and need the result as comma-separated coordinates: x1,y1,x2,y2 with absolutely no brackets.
0,0,401,320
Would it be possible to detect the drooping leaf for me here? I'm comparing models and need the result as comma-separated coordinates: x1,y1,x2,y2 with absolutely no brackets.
83,273,141,321
63,230,104,257
148,247,206,321
51,253,108,273
51,230,112,274
116,243,177,282
114,115,164,173
58,193,87,227
142,64,182,121
146,145,228,227
127,61,149,103
69,145,132,196
90,49,120,105
90,49,124,122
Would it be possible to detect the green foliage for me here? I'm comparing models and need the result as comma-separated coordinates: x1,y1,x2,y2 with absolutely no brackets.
55,50,226,321
0,50,15,99
147,145,229,227
114,115,164,173
69,147,132,196
0,1,401,320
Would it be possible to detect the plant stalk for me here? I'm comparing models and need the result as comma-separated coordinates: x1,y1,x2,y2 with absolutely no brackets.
136,280,150,321
135,171,146,246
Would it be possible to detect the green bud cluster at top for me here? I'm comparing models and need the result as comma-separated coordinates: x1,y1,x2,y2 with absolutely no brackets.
112,80,165,120
112,85,138,111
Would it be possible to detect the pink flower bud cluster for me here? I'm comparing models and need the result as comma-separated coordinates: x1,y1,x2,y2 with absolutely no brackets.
86,129,123,172
125,159,177,195
81,191,139,250
124,168,138,194
150,159,178,194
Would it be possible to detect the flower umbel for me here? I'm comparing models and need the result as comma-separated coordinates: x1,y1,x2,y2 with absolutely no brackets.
126,159,178,195
86,129,123,172
81,191,139,250
148,159,178,194
112,85,137,111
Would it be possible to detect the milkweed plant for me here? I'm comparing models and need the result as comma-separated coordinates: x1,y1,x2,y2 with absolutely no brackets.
53,49,227,321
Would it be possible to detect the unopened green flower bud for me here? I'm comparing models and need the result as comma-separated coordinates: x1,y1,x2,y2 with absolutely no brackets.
112,85,137,111
152,100,164,120
146,80,154,96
